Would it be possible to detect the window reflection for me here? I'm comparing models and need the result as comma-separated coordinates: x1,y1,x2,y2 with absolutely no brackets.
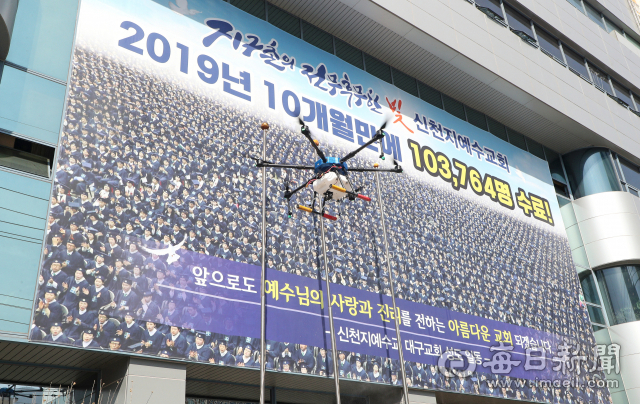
596,265,640,325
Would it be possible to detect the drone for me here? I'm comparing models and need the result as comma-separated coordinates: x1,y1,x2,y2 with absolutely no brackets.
251,117,403,220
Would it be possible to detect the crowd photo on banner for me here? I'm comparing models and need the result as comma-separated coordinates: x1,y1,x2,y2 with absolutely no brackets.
30,45,612,404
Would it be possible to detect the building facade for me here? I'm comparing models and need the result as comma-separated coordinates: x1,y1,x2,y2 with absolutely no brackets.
0,0,639,403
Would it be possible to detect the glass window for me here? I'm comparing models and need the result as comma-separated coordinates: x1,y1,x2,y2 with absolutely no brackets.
619,157,640,190
563,148,620,199
7,0,79,82
566,0,585,13
596,265,640,325
487,117,508,141
0,65,66,145
612,80,633,107
418,82,443,109
301,22,333,55
584,2,605,30
475,0,504,19
634,93,640,111
504,4,534,39
545,148,568,186
465,106,488,130
604,17,623,35
588,63,612,94
335,39,364,70
0,132,53,177
536,27,564,61
230,0,265,20
580,271,601,305
442,95,466,121
364,54,392,84
526,138,546,160
587,305,606,325
391,68,418,97
267,4,300,38
563,46,589,79
506,129,527,151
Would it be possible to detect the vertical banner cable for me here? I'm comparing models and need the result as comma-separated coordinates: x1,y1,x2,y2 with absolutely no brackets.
374,170,410,404
259,123,269,404
320,216,342,404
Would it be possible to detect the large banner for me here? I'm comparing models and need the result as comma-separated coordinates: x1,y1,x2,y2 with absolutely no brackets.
31,0,611,402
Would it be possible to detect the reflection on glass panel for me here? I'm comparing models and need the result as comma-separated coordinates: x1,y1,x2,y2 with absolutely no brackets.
562,148,620,199
545,148,568,185
0,132,53,177
0,66,66,145
335,39,364,70
301,22,334,55
567,0,585,13
504,4,533,38
596,265,640,325
612,81,633,107
580,271,601,305
536,27,564,61
563,47,589,79
7,0,79,81
567,0,584,13
586,304,606,325
475,0,504,18
592,324,606,332
584,2,605,29
506,129,527,151
0,145,50,177
589,64,612,94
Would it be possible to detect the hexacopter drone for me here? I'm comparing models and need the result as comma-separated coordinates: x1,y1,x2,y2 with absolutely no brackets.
252,118,403,220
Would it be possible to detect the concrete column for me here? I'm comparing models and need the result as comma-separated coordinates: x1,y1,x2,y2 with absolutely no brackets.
101,358,186,404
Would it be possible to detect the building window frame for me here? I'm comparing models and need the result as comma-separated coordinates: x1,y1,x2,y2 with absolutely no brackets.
475,0,508,26
580,268,611,327
503,3,538,46
562,45,591,82
613,153,640,197
535,25,566,65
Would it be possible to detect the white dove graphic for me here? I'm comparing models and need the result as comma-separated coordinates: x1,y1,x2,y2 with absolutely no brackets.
169,0,201,15
139,239,185,264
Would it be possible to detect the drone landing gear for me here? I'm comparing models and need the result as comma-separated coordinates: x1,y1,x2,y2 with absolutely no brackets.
295,191,338,221
329,184,371,202
297,204,337,221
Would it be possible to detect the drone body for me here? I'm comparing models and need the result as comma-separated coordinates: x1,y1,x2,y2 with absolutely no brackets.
314,156,347,175
253,119,403,220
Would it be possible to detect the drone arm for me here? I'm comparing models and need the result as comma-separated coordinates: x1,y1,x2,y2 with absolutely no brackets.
348,166,403,173
339,132,385,163
301,126,327,162
257,162,316,170
284,181,309,199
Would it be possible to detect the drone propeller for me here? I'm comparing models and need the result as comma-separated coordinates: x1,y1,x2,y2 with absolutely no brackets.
348,159,403,173
340,117,390,164
298,117,327,163
378,117,389,132
377,117,392,160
